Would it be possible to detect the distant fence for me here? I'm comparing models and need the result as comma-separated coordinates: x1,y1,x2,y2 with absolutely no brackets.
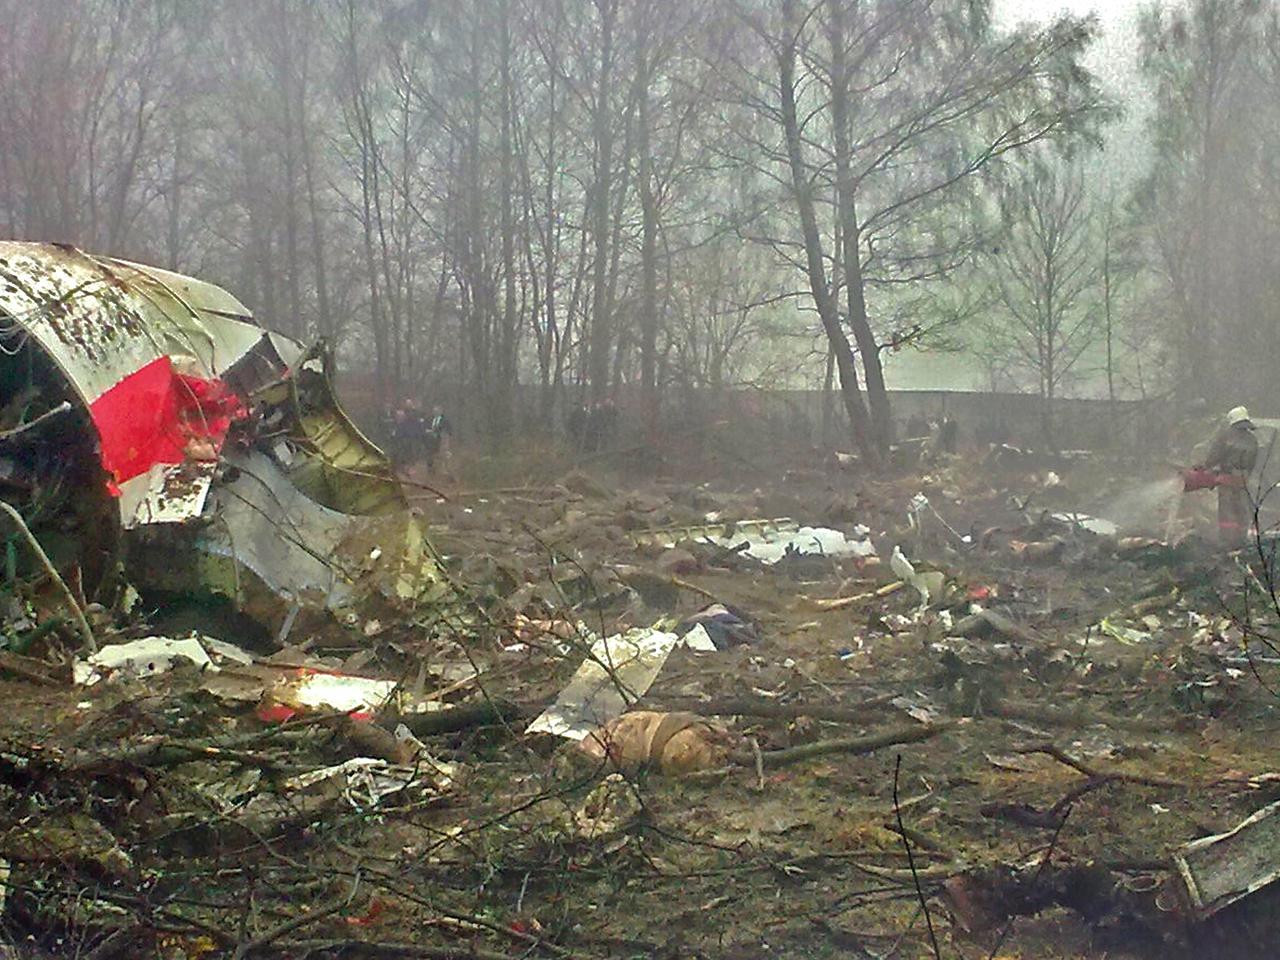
652,388,1163,453
337,373,1165,455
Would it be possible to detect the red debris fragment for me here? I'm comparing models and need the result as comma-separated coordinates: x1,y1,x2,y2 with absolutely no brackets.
89,356,245,490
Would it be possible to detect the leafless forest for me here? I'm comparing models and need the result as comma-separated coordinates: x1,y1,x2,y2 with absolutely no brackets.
6,2,1280,960
3,0,1279,450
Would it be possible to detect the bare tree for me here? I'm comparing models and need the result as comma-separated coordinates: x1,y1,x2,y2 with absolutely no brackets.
726,0,1102,460
0,0,182,254
1096,183,1145,434
980,157,1101,448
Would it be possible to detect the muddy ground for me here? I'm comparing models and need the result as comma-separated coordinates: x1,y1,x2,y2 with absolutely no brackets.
4,436,1280,960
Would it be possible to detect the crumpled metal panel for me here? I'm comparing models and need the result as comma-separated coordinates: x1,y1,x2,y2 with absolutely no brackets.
0,244,173,403
292,403,406,516
194,450,446,612
268,332,306,370
1175,799,1280,919
265,344,404,516
200,450,358,609
0,243,267,402
115,461,217,528
0,242,283,526
105,257,254,322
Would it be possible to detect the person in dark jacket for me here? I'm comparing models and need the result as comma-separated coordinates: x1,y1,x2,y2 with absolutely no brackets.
938,416,959,455
594,399,618,451
1196,405,1259,545
424,405,453,471
567,402,588,451
389,401,412,462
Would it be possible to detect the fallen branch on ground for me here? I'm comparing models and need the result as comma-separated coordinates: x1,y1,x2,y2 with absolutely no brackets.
0,501,96,653
272,941,524,959
882,820,947,854
981,742,1182,828
1017,742,1180,788
756,722,955,769
669,576,720,601
851,861,964,884
1125,587,1179,619
981,779,1103,829
990,698,1165,733
233,883,355,958
0,649,62,686
387,699,533,737
64,736,291,773
650,694,896,724
807,581,905,610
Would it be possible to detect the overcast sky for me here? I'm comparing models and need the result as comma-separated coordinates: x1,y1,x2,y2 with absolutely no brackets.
994,0,1145,23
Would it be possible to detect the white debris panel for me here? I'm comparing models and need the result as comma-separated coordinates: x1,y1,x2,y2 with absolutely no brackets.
528,627,715,740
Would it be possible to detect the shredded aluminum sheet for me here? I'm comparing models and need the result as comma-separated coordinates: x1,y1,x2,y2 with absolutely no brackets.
0,242,277,525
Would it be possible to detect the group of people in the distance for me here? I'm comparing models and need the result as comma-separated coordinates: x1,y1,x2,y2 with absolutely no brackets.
380,394,619,472
566,398,619,453
383,399,453,472
903,412,964,455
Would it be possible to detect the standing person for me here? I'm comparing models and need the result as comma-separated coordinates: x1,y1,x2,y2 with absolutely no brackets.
596,398,619,451
939,416,959,455
425,405,453,472
1195,405,1259,546
409,400,432,464
567,402,588,451
390,401,411,462
583,401,602,454
380,402,399,452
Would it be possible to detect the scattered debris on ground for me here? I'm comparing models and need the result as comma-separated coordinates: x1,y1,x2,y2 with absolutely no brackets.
5,244,1280,958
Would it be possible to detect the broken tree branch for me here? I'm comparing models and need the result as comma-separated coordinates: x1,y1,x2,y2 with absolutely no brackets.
808,581,905,610
0,500,96,653
989,698,1165,733
758,721,955,769
669,576,720,601
982,743,1181,828
0,401,72,445
233,880,357,958
273,941,521,960
981,777,1107,829
0,649,61,686
651,694,897,724
387,698,533,737
1017,742,1180,788
896,753,943,960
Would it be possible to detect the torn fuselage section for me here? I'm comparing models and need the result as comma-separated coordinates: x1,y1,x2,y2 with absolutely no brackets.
0,241,446,630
